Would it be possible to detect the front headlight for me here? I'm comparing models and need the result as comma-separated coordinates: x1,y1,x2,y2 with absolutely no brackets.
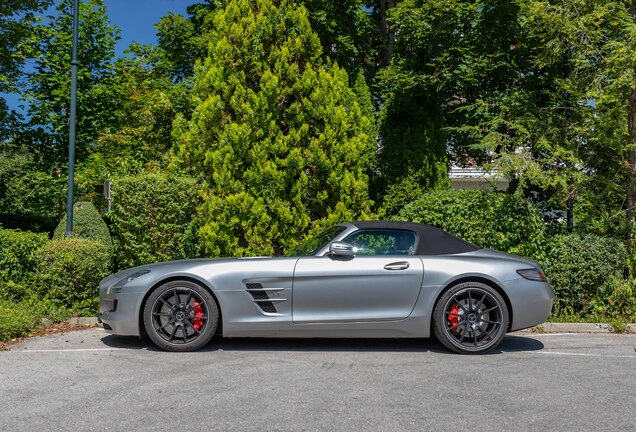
108,269,151,294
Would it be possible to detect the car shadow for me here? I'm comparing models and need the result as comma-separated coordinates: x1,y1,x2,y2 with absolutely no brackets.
100,333,544,354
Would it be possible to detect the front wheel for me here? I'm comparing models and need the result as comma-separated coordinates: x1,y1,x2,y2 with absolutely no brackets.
433,282,509,354
143,280,218,352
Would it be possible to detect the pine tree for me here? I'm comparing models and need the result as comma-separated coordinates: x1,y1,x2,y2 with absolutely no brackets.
173,0,375,256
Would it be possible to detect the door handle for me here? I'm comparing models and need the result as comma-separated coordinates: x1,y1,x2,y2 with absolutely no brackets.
384,261,409,271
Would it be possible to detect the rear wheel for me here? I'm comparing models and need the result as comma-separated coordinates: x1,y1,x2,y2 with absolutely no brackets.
433,282,508,354
143,280,218,352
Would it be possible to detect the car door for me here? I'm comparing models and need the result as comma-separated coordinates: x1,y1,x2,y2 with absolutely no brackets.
292,229,424,323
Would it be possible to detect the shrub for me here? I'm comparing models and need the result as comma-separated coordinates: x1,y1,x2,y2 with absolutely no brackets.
542,234,627,317
0,227,49,285
606,277,636,320
0,145,65,232
34,238,111,309
53,201,113,254
0,280,29,302
0,300,43,342
398,189,547,260
107,173,203,269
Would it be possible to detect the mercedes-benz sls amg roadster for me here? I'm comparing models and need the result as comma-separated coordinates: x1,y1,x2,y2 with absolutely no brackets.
98,221,553,354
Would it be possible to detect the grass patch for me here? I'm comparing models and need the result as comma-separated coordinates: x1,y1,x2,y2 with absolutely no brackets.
608,319,632,334
0,297,84,343
0,300,45,342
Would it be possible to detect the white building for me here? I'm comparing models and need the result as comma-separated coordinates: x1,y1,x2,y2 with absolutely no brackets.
448,166,509,191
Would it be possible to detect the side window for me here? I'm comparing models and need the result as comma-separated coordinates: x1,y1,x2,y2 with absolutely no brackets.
343,230,417,256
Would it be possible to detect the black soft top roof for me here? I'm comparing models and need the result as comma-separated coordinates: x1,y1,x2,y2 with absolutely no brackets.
352,221,479,255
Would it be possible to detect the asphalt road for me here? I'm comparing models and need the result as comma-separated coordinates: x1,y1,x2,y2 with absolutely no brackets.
1,330,635,432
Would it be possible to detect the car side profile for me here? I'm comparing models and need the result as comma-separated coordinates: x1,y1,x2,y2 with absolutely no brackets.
98,221,554,354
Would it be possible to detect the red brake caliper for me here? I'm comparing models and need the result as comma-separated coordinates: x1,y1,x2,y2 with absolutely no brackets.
193,300,204,331
448,304,460,332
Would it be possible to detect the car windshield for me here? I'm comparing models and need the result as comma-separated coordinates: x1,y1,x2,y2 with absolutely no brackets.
286,225,346,256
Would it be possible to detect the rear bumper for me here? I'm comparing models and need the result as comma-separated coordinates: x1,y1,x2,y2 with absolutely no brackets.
506,279,554,331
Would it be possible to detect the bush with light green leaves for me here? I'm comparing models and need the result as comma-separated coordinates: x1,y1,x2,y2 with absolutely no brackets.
398,189,547,261
34,238,111,311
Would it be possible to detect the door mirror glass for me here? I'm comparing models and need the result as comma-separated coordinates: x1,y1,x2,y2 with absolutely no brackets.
328,241,354,256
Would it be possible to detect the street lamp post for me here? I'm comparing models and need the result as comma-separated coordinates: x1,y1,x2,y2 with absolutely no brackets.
65,0,80,237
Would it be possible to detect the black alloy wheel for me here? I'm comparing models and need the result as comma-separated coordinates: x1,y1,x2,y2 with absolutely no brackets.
433,282,509,354
143,280,218,352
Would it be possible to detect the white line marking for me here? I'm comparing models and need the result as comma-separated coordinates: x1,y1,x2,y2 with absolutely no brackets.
7,348,126,353
523,350,636,359
520,333,578,336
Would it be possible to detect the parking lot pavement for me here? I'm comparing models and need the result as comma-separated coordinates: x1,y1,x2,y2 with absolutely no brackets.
1,330,635,432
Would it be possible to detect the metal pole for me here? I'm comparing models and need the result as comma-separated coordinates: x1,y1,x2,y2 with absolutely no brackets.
65,0,80,236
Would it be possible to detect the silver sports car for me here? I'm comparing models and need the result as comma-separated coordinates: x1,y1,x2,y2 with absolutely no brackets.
98,221,553,354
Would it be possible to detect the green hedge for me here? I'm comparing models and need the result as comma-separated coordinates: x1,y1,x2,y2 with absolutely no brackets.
543,234,627,317
0,227,49,284
0,145,65,232
398,189,547,260
53,201,113,254
34,238,111,310
107,173,203,269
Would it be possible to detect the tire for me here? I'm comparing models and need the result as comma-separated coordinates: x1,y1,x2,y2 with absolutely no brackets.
143,280,219,352
433,281,509,354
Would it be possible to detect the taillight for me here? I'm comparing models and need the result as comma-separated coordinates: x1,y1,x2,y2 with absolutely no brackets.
517,268,546,282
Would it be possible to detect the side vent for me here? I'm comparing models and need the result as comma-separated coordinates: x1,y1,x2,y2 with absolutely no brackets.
245,283,286,314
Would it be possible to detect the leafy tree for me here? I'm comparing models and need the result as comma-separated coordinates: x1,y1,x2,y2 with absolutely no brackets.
156,1,218,82
372,0,636,248
453,1,636,242
22,0,120,165
0,0,52,141
377,0,492,210
75,43,194,196
75,3,218,193
173,0,375,256
302,0,382,80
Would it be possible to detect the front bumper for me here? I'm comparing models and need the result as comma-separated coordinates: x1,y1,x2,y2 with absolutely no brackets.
99,278,147,336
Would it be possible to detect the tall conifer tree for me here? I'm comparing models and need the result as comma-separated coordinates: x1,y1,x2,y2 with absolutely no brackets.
173,0,375,256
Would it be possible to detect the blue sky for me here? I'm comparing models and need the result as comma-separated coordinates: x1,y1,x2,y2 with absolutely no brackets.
4,0,197,113
105,0,196,56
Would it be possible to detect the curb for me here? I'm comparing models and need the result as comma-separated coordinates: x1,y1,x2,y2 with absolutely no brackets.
41,317,99,327
518,322,636,334
67,317,99,326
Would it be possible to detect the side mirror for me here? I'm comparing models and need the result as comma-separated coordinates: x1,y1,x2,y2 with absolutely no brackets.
329,241,354,257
